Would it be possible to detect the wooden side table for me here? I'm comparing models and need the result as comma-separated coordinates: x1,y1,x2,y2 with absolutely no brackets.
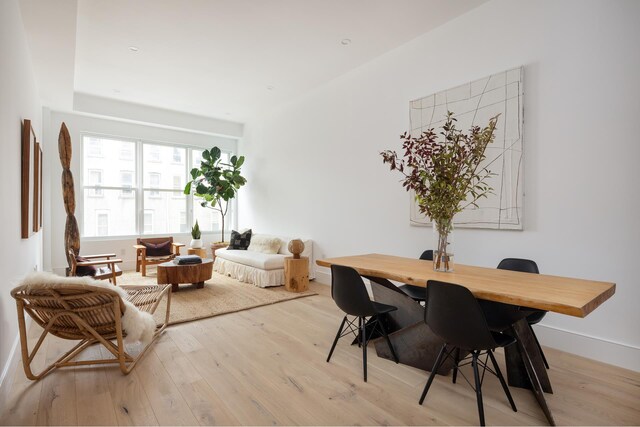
210,242,228,261
188,247,207,258
284,256,309,292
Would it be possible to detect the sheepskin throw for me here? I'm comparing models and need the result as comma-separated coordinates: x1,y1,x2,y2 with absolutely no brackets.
19,272,156,345
247,235,282,254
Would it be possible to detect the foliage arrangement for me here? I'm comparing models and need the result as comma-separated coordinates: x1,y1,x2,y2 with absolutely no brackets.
191,220,201,240
380,111,499,269
184,147,247,243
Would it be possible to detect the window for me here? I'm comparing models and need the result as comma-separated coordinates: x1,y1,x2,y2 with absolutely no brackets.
88,169,103,196
143,210,153,234
173,148,182,163
149,146,160,162
120,144,133,160
81,134,236,238
149,173,161,197
180,211,188,233
173,175,182,190
82,137,137,237
96,211,109,236
87,138,103,157
120,171,134,196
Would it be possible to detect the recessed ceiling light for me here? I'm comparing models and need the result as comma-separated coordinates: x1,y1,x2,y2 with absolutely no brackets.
340,38,351,46
113,89,121,93
266,85,275,91
128,46,139,52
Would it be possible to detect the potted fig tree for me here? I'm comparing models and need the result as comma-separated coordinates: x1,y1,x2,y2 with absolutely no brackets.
184,147,247,248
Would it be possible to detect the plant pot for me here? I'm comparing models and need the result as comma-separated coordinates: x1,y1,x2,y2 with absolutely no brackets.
190,239,203,249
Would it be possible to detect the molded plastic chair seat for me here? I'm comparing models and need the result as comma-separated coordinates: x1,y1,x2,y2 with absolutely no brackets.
480,258,550,369
397,284,425,301
419,280,518,426
326,265,399,382
372,301,398,315
398,250,432,302
491,331,516,348
527,311,546,324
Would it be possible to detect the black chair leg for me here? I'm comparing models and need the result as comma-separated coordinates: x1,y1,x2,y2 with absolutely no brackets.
488,349,517,412
378,317,399,363
361,316,367,382
357,317,362,348
472,351,486,426
530,324,550,369
452,347,460,384
419,344,447,405
327,316,347,362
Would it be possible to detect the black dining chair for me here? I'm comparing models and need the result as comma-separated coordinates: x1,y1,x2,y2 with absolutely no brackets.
480,258,549,369
398,250,433,302
419,280,517,426
326,265,399,382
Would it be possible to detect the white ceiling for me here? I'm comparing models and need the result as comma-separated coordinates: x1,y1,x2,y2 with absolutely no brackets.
26,0,488,122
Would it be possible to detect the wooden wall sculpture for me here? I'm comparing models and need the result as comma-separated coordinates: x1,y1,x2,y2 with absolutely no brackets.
58,123,80,267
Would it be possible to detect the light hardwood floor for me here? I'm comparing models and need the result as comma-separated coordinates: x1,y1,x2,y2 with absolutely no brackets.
1,282,639,426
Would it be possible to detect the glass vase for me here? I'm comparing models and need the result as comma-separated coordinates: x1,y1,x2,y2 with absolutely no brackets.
433,222,454,272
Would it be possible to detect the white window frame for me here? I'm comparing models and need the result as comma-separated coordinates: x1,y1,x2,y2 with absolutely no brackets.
80,132,237,239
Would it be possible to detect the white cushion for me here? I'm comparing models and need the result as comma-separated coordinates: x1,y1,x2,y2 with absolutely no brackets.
216,248,285,270
247,235,282,254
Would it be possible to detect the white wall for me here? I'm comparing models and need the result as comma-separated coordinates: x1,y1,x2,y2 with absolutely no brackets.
240,0,640,370
44,111,238,275
0,0,43,384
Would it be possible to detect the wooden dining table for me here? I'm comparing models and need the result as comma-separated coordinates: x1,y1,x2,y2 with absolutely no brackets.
316,254,616,426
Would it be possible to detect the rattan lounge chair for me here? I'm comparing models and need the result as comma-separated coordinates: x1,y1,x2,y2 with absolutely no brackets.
11,280,171,381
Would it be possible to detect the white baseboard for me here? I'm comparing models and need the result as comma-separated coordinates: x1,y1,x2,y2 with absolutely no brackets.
535,324,639,372
0,317,30,392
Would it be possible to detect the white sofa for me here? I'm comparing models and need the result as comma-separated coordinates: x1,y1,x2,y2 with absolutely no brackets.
213,235,314,288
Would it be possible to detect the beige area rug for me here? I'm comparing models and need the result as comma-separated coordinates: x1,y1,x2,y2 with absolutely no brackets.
118,270,316,325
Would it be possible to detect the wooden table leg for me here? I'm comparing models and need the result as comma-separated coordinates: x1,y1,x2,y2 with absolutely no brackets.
195,281,204,289
171,283,179,292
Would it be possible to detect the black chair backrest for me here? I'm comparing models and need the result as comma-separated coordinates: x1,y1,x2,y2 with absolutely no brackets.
331,265,376,317
419,250,434,261
480,258,541,330
497,258,539,274
425,280,498,351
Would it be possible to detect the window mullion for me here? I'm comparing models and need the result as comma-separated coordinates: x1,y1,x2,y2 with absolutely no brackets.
137,139,143,235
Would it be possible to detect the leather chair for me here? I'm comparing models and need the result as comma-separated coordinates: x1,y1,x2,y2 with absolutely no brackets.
134,237,184,276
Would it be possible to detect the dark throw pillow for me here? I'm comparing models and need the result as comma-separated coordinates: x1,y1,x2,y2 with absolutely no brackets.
143,240,172,256
75,256,97,277
228,229,252,250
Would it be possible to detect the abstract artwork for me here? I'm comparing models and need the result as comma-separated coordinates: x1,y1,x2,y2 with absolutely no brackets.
409,67,524,230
